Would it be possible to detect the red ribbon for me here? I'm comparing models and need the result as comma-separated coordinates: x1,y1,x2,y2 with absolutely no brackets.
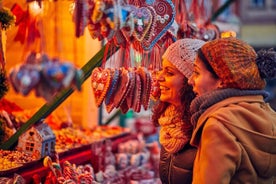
11,3,40,44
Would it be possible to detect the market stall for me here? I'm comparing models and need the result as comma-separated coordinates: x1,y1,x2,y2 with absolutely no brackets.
0,0,236,183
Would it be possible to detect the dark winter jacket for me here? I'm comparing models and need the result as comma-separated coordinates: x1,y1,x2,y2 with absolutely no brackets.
159,144,197,184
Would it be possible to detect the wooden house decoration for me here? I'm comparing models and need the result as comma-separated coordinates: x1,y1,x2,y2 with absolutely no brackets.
17,121,56,159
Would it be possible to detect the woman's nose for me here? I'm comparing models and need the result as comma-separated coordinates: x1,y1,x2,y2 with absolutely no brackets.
157,71,164,81
188,75,193,85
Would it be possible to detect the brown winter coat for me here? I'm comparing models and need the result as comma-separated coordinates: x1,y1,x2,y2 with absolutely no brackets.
191,95,276,184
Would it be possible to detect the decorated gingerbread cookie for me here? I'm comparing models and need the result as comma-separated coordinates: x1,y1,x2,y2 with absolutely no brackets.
91,67,112,107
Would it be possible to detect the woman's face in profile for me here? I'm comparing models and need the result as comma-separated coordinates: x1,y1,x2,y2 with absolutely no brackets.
157,59,185,107
188,56,221,96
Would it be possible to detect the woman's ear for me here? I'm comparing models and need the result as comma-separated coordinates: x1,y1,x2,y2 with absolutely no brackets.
216,79,224,89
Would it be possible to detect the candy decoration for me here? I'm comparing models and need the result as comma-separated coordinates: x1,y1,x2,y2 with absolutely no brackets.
63,161,78,181
43,156,57,177
78,173,94,183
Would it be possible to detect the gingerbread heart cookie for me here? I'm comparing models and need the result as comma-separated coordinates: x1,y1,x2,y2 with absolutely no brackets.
138,67,152,110
119,69,135,114
104,68,120,113
113,68,130,108
120,99,129,114
91,67,112,107
126,69,136,109
133,69,142,112
141,0,175,50
105,68,120,105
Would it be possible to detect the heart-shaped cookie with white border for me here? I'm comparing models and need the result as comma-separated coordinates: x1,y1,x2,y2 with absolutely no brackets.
91,67,111,107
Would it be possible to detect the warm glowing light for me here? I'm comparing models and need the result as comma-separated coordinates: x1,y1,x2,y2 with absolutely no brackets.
29,1,43,16
69,2,75,15
221,31,237,38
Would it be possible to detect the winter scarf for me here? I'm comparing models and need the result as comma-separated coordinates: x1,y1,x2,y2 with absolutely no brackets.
190,88,270,127
159,105,193,153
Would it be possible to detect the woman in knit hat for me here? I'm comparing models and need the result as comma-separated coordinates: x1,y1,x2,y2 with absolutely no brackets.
188,37,276,183
151,38,205,184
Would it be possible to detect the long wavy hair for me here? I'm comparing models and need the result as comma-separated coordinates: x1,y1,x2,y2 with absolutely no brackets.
151,77,195,127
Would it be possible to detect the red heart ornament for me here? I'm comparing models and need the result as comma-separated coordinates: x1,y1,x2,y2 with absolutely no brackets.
133,69,142,112
137,67,152,110
113,68,131,108
91,67,112,107
141,0,175,50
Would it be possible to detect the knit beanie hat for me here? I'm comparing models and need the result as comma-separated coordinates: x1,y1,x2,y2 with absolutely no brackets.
199,37,266,90
162,38,205,78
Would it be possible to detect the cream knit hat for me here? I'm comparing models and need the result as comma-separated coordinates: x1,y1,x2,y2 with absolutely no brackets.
162,38,205,78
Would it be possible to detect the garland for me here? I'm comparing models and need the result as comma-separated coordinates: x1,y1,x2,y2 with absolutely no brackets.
0,7,15,30
0,5,14,99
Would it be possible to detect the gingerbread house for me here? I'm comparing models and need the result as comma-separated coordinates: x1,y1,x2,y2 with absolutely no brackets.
17,122,56,159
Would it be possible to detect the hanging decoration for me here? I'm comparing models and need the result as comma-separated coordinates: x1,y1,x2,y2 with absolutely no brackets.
11,3,41,45
73,0,90,37
72,0,221,72
129,0,175,51
26,0,43,8
72,0,175,72
81,0,223,113
91,66,152,113
174,0,220,41
7,1,85,103
9,52,83,102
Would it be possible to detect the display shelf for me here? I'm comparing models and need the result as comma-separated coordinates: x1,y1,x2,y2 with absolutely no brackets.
0,132,136,183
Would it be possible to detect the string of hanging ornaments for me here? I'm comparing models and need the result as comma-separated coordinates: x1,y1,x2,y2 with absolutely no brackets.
84,0,220,113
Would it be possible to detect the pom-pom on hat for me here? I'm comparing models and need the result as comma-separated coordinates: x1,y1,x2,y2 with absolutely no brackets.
162,38,205,78
198,37,276,90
